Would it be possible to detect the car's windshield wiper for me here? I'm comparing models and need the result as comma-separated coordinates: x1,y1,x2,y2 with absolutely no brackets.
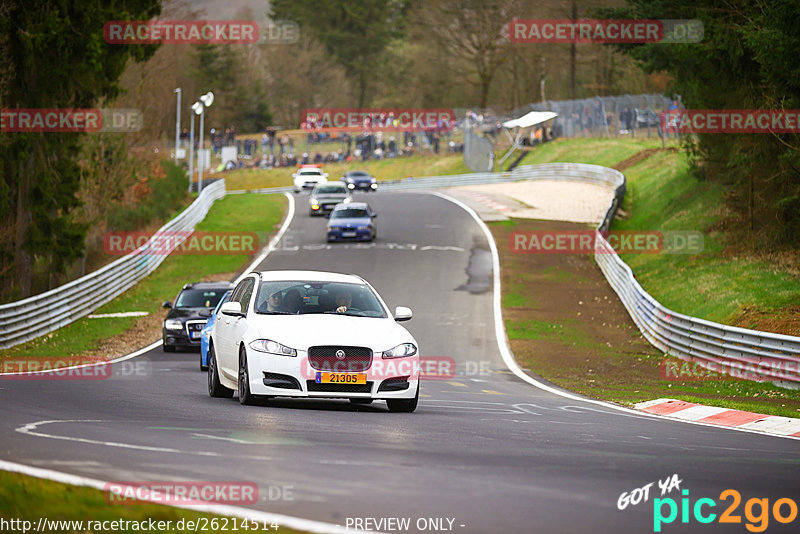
259,310,294,315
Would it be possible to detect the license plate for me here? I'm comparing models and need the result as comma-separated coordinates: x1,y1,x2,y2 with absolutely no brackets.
316,372,366,384
342,231,356,237
190,331,200,339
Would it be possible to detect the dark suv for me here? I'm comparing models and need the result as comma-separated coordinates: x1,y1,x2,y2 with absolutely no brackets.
162,281,233,352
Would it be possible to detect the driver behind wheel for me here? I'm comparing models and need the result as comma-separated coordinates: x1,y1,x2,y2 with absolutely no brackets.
334,291,352,313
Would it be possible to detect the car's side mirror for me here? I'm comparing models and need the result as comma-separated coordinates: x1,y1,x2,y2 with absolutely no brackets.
291,173,297,178
220,301,244,317
162,301,172,309
394,306,412,322
323,173,329,178
371,213,377,218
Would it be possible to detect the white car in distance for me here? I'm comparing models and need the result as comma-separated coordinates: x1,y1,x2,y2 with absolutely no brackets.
208,270,419,412
292,165,328,193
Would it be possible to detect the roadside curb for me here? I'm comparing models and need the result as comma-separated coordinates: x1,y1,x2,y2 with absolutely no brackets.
635,398,800,438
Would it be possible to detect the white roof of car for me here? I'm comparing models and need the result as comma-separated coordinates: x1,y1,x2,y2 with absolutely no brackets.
254,270,364,283
298,168,323,174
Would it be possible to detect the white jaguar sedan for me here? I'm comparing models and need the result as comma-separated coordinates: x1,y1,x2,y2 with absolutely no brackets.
208,270,420,412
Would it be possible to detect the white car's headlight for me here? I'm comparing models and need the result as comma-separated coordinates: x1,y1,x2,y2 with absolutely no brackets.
347,183,355,189
249,339,297,357
343,197,352,203
165,319,183,330
382,343,417,358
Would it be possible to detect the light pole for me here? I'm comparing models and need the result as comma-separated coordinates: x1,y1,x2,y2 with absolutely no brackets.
174,88,181,165
189,102,201,192
195,91,214,194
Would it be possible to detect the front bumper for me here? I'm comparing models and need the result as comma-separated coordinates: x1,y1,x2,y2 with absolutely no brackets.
163,320,205,349
327,228,373,241
347,182,377,191
246,349,419,399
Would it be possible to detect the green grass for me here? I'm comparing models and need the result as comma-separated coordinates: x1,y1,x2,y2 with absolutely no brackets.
584,354,800,418
1,194,286,360
518,137,664,168
221,153,471,191
611,151,800,324
0,470,307,533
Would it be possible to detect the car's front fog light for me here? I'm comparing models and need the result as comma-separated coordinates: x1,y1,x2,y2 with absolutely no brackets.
250,339,297,357
382,343,417,358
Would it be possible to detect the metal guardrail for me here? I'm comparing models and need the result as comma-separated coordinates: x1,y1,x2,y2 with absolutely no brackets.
0,180,227,350
537,163,800,386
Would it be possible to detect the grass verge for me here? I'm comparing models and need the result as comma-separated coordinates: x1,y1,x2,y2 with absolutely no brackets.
0,470,306,533
492,217,800,418
0,193,287,363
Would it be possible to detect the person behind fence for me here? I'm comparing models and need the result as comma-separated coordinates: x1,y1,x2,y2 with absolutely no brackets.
667,99,680,138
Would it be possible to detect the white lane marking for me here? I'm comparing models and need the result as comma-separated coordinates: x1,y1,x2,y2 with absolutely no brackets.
234,191,295,285
88,311,149,318
0,459,375,534
15,420,274,461
16,420,220,456
422,405,523,414
190,433,254,444
429,191,800,442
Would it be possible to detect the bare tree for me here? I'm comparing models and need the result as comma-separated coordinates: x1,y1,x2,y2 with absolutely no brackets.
410,0,525,109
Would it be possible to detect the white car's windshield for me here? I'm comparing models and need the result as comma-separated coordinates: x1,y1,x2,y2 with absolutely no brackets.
254,281,386,317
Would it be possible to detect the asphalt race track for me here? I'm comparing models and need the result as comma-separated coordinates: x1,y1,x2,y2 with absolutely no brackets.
1,192,798,533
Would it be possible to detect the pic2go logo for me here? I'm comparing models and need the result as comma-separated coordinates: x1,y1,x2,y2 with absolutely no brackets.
653,489,798,532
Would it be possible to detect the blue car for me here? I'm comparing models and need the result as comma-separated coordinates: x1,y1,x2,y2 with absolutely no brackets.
200,289,232,371
326,202,377,242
